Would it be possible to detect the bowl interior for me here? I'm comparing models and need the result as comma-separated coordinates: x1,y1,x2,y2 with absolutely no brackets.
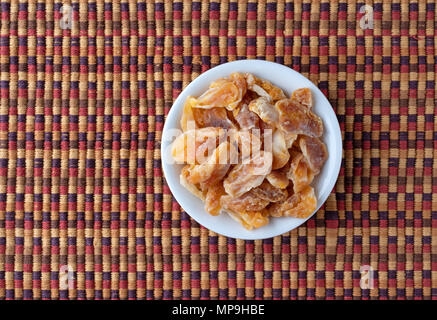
161,60,342,240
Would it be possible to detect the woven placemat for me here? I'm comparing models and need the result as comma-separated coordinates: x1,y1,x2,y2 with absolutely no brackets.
0,0,436,300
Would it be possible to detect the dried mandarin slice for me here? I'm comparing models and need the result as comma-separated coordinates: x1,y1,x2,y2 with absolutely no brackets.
235,90,260,121
259,79,286,101
299,135,328,174
275,98,323,138
192,82,238,109
234,102,260,130
180,165,206,200
211,140,239,178
245,73,286,101
291,88,312,109
171,127,224,164
250,180,288,202
268,186,316,218
229,130,262,162
284,133,298,149
271,129,290,170
204,183,226,216
223,150,273,197
287,151,315,193
209,77,230,88
240,210,269,229
244,73,258,87
225,208,269,230
248,97,279,127
250,84,271,101
180,97,197,131
245,73,271,101
195,134,222,165
266,170,290,189
221,192,269,213
188,141,238,185
229,72,247,99
192,106,236,129
171,129,203,164
192,73,246,111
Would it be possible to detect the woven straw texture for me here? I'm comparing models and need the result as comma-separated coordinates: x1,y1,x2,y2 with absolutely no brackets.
0,0,436,300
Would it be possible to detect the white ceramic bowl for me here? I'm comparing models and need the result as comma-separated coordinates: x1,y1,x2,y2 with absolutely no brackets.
161,60,342,240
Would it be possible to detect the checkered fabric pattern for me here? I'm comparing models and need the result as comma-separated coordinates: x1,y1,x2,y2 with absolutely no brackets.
0,0,436,300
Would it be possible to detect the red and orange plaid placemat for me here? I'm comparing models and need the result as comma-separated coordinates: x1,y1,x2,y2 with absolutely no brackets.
0,0,436,299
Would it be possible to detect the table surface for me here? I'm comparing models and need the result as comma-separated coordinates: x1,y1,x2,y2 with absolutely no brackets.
0,0,436,300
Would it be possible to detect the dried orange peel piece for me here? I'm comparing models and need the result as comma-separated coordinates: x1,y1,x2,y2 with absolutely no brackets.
187,141,238,185
268,186,317,218
180,165,206,200
191,72,247,110
271,129,290,170
204,183,226,216
180,97,197,131
192,106,236,129
234,102,259,130
223,150,273,197
221,192,270,213
226,208,270,230
250,180,288,202
287,151,315,193
291,88,312,109
245,73,286,101
275,98,324,138
248,97,279,127
171,127,224,164
299,135,328,174
266,170,290,189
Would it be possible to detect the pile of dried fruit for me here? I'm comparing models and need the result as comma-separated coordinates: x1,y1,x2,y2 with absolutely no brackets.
171,72,327,230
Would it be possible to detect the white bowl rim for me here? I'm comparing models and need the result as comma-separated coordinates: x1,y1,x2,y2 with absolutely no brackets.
161,59,342,240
